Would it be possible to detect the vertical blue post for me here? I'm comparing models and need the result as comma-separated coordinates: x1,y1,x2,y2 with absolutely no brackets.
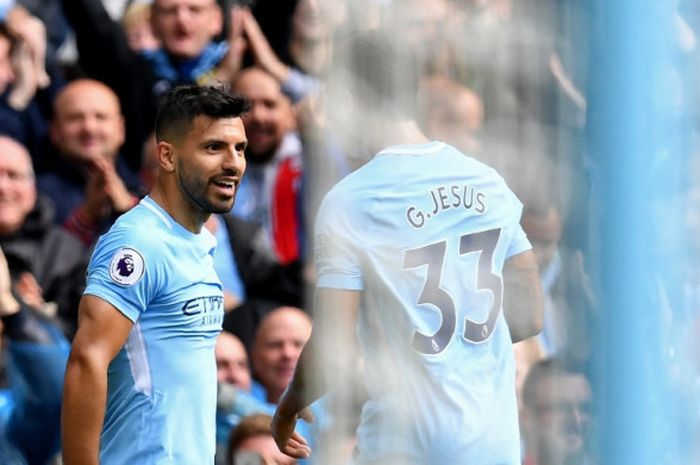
590,1,680,464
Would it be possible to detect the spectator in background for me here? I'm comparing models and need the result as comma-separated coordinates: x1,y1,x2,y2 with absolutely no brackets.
0,6,65,167
520,358,595,465
0,247,70,465
231,0,345,104
0,4,49,91
520,194,595,363
251,306,311,405
38,79,142,245
3,0,70,63
227,414,296,465
0,136,86,338
215,331,275,465
60,0,237,172
229,3,354,256
208,208,303,318
231,66,304,265
217,320,316,465
121,1,160,53
217,330,253,391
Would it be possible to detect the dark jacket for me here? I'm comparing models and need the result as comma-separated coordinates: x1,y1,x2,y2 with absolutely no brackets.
0,196,88,338
0,67,65,170
222,214,303,353
36,155,142,226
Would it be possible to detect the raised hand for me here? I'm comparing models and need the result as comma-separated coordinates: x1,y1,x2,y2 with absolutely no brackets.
5,6,50,89
16,271,46,312
7,40,40,110
0,247,19,317
214,6,248,83
241,9,289,83
93,158,137,214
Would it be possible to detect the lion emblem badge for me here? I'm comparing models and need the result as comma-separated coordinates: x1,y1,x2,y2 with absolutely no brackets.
109,247,145,286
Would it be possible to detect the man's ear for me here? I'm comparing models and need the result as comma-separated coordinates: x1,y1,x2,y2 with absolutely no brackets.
157,141,176,173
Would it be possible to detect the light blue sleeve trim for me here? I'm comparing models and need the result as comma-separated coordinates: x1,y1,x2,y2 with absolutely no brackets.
83,289,140,323
506,224,532,259
316,273,364,291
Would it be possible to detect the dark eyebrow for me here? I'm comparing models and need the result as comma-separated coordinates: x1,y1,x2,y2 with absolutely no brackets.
202,139,226,147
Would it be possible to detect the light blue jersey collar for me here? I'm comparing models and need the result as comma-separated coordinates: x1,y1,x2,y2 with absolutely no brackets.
375,140,447,157
139,195,217,250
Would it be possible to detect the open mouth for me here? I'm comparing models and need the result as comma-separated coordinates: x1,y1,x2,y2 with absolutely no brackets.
79,138,100,148
212,179,237,196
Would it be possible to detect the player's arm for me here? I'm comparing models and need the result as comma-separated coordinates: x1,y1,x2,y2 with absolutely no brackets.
272,287,360,458
503,249,544,343
62,295,134,465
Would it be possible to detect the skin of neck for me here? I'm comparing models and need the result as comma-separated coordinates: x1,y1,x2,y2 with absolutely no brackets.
149,176,210,234
375,119,431,149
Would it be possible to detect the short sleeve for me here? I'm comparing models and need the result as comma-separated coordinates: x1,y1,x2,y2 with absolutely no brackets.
503,182,532,259
314,187,365,291
506,223,532,258
84,227,163,322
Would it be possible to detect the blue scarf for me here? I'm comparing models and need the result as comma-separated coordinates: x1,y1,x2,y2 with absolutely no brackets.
142,41,229,87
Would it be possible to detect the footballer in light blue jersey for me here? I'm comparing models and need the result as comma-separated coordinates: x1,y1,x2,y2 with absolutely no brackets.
313,142,531,465
84,196,224,464
272,29,542,465
62,85,251,465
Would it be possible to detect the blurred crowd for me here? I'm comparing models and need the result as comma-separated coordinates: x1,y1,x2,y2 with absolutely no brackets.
1,0,699,464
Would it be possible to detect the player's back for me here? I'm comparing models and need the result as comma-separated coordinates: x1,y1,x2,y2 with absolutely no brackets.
315,141,529,464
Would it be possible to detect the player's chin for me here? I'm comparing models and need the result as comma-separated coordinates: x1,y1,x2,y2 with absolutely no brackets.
166,37,199,59
206,196,236,214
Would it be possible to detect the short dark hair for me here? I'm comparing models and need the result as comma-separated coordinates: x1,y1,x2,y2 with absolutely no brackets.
521,357,590,410
337,28,421,119
155,84,250,143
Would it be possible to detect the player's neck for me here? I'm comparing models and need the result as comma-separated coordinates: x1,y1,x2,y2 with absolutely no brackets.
149,184,207,234
380,120,431,148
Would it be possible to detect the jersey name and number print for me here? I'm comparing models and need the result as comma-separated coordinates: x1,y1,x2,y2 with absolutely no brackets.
403,228,503,354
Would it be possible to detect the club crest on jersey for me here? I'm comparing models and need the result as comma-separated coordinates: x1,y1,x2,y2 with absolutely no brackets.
109,247,145,286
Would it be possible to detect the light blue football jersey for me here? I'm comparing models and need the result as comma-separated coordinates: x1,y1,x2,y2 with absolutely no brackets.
314,142,532,465
84,196,224,465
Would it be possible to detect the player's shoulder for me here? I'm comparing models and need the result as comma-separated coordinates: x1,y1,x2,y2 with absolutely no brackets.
316,184,354,233
320,167,366,209
88,207,173,286
442,145,525,213
93,200,172,258
447,147,514,191
443,145,504,181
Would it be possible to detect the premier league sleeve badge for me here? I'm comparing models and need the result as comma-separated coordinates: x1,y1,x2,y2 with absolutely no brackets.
109,247,146,286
